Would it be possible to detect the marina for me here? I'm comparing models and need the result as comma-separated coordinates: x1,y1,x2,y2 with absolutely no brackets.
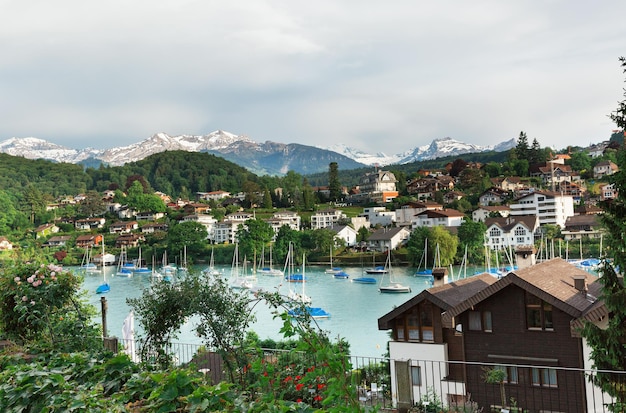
79,263,449,358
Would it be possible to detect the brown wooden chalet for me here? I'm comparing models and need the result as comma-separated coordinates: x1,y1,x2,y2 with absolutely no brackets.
75,234,103,248
378,259,604,413
115,233,145,248
109,221,139,234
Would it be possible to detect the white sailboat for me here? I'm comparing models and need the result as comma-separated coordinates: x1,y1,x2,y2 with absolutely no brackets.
95,242,110,294
325,245,343,274
116,246,133,277
365,250,389,274
378,250,411,294
202,247,222,276
257,244,284,276
286,247,312,304
230,243,256,290
287,250,329,319
133,247,151,274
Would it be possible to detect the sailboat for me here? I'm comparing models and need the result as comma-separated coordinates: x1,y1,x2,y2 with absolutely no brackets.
81,246,99,273
287,251,329,319
202,247,222,276
230,243,256,290
325,245,343,274
286,247,312,304
95,242,110,294
257,244,284,276
365,251,389,274
133,247,151,274
116,246,133,277
157,250,176,282
378,249,411,293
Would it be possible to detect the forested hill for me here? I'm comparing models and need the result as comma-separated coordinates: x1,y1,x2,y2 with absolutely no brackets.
87,151,262,197
0,151,263,200
0,153,92,197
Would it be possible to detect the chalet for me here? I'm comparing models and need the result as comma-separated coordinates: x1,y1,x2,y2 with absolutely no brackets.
593,160,619,179
443,190,464,204
43,235,72,247
115,233,145,248
530,162,576,188
141,223,169,234
378,259,605,413
478,187,509,206
406,177,454,200
35,223,59,239
484,216,539,251
574,203,603,215
558,180,584,198
411,209,465,229
0,236,13,250
367,227,410,252
600,183,617,201
490,176,526,192
109,221,139,234
75,234,103,248
471,205,510,223
116,206,136,219
561,214,604,241
183,203,211,215
75,218,106,231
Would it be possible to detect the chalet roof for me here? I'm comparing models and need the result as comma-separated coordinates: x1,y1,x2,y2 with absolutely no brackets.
512,190,567,202
416,209,465,218
47,235,72,242
574,204,603,215
378,273,498,330
564,214,601,228
402,201,443,209
367,226,408,241
441,258,602,328
485,215,538,232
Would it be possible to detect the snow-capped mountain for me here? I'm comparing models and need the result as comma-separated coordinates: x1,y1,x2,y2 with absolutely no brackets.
0,131,517,174
324,137,517,166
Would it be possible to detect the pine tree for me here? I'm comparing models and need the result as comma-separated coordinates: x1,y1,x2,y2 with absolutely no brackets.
581,57,626,412
515,131,529,160
328,162,341,202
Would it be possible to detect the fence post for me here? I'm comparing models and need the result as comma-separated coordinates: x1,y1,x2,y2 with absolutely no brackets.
101,296,108,338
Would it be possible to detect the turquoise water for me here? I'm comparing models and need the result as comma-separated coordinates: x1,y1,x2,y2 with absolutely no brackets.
78,264,482,358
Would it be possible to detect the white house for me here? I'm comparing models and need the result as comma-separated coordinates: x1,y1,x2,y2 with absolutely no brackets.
367,227,411,252
471,205,510,223
331,224,358,247
183,214,217,240
395,201,443,227
593,160,619,179
484,215,539,251
311,208,347,230
411,209,465,229
361,207,396,227
198,190,231,202
508,190,574,228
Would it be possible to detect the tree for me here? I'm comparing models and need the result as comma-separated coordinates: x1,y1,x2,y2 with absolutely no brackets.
263,188,273,209
515,131,529,160
581,57,626,412
457,218,487,265
406,226,458,267
79,190,106,217
236,218,275,260
328,162,342,202
166,221,208,258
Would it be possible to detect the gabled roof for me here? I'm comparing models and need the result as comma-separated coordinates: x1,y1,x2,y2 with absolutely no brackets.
441,258,601,327
378,273,498,330
485,215,538,232
416,209,465,218
368,226,408,241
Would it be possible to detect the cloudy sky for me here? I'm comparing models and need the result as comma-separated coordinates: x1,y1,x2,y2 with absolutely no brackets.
1,1,625,155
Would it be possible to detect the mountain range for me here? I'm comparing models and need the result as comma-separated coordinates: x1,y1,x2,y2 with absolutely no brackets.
0,131,516,175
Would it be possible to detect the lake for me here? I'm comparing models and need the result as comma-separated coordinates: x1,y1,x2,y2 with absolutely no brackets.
78,262,487,358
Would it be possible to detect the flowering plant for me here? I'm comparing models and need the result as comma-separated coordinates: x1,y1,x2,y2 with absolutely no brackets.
0,260,99,350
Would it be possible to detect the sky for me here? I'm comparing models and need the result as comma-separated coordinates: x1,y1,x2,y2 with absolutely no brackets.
1,1,625,155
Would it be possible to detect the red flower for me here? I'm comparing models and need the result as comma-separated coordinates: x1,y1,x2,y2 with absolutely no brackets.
296,375,302,380
297,398,302,403
317,383,326,390
296,383,304,391
314,395,323,401
263,372,268,376
283,376,293,383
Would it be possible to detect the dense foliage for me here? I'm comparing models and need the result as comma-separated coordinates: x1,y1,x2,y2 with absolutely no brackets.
581,56,626,413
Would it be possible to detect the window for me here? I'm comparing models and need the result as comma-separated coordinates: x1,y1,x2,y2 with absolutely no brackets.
526,293,554,331
421,307,434,341
395,303,435,342
490,228,501,237
514,227,526,236
469,311,492,332
495,365,519,384
531,368,557,387
396,318,405,340
411,366,422,386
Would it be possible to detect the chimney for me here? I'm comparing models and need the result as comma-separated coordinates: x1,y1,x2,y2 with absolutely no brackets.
432,267,448,287
573,275,587,295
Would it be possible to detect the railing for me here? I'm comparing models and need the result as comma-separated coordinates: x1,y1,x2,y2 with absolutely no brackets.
116,338,626,412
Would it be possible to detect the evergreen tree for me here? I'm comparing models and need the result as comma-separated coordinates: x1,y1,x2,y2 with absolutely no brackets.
328,162,341,202
581,57,626,412
515,131,529,160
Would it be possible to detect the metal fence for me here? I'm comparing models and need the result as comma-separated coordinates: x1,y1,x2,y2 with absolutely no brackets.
116,338,626,412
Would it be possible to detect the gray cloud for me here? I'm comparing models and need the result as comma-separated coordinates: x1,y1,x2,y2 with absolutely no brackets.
1,1,625,154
